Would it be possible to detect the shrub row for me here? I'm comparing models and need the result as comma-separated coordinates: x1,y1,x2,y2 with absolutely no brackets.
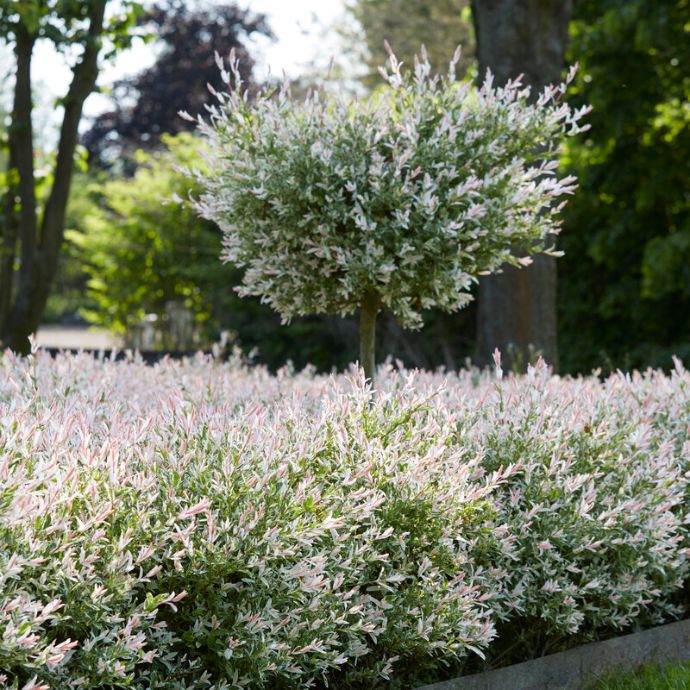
0,350,688,688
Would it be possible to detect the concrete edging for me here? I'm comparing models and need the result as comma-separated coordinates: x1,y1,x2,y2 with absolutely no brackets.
416,618,690,690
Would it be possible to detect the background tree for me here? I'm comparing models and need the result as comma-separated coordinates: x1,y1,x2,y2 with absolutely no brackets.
69,135,219,336
344,0,475,89
82,1,271,167
471,0,573,370
191,50,586,382
558,0,690,372
0,0,143,353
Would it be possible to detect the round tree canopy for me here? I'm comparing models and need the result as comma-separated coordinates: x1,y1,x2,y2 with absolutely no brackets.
188,47,589,330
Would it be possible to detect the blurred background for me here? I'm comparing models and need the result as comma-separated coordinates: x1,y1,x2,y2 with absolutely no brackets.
1,0,688,374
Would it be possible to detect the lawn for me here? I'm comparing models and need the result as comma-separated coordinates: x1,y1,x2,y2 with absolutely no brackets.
591,662,690,689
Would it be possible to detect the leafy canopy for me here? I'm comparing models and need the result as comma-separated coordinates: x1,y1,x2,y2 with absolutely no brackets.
67,134,223,335
559,0,690,372
82,2,271,165
0,0,145,54
190,48,588,330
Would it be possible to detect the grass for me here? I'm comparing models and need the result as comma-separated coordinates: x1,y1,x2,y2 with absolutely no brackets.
590,662,690,689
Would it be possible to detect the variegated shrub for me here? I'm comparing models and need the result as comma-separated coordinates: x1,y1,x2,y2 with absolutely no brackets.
0,349,688,688
0,349,500,689
443,356,689,661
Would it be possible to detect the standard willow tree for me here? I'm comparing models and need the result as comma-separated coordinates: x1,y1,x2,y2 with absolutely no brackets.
188,48,588,382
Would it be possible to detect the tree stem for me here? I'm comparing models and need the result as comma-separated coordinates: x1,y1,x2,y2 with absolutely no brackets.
359,291,379,384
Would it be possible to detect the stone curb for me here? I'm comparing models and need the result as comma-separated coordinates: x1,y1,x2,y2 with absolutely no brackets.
416,619,690,690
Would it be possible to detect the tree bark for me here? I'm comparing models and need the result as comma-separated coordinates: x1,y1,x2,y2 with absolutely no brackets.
0,25,36,337
359,291,379,384
0,151,18,329
0,0,107,353
472,0,572,371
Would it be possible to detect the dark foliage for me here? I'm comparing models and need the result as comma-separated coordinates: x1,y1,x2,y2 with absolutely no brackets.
82,1,271,165
558,0,690,373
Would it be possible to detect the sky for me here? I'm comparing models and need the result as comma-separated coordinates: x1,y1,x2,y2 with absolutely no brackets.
236,0,347,79
31,0,348,125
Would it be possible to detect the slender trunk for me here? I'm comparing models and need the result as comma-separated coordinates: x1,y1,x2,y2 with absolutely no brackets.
359,290,379,383
1,0,107,353
472,0,572,372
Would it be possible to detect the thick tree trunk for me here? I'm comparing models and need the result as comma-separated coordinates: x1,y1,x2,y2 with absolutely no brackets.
472,0,572,371
0,26,36,340
0,0,106,354
0,151,19,328
0,113,20,330
359,291,379,384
